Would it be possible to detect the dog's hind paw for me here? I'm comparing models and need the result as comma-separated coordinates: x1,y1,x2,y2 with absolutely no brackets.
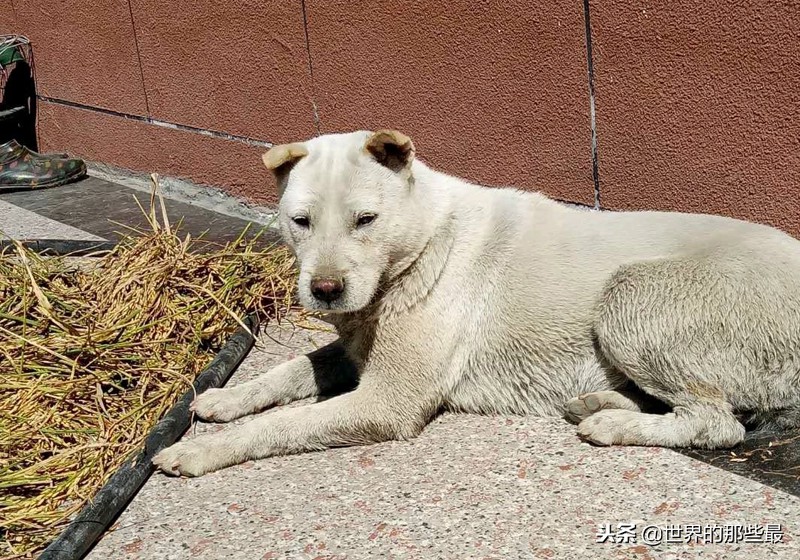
577,409,630,446
564,393,605,424
576,408,691,448
564,390,646,424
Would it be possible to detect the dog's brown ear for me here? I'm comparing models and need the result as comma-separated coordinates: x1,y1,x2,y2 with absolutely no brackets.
262,143,308,195
364,130,415,173
262,143,308,173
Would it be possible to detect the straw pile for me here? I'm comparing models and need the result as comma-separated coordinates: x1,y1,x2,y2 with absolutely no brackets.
0,189,298,558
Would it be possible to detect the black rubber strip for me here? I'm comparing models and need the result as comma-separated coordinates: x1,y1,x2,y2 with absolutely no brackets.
0,239,117,256
38,313,260,560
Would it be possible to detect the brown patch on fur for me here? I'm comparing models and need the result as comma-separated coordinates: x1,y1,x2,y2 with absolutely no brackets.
685,381,725,401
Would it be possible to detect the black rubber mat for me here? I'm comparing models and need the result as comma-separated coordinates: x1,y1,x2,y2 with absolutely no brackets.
678,429,800,497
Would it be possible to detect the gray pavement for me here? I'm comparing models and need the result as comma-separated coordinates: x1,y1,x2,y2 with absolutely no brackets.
0,176,280,247
5,177,800,559
0,198,104,241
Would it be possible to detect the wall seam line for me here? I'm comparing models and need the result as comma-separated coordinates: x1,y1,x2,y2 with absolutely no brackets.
39,96,273,148
126,0,152,117
300,0,322,136
582,0,601,210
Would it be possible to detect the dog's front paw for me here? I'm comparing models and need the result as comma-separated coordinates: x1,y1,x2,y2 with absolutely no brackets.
191,388,248,423
153,440,220,477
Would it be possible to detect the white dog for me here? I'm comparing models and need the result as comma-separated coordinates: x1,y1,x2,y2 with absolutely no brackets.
154,130,800,477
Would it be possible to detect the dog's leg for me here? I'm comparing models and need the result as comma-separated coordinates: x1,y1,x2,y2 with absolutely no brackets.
585,259,757,449
153,372,433,476
564,390,663,424
192,340,357,422
577,402,744,448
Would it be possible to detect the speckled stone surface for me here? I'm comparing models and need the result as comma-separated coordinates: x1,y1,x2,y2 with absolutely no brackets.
86,316,800,560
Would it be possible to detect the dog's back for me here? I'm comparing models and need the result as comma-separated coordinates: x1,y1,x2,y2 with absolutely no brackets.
424,174,800,422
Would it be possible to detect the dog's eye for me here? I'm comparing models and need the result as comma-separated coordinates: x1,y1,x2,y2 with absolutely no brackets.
292,216,310,228
356,214,377,228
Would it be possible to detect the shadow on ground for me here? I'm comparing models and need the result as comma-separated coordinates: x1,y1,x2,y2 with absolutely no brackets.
680,429,800,498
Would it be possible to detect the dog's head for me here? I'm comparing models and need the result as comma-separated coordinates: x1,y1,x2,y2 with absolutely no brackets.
263,130,429,313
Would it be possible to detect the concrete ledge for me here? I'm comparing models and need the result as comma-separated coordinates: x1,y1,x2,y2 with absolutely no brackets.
88,163,279,228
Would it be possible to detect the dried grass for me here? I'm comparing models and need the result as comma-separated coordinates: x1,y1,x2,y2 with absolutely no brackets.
0,180,298,558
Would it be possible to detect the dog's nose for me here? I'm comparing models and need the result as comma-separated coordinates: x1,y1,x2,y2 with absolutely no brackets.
310,277,345,303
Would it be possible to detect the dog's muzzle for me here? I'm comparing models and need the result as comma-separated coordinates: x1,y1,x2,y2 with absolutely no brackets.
310,277,345,303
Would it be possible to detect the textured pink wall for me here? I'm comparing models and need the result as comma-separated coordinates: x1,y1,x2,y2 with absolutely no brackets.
10,1,597,207
306,0,594,204
13,1,147,114
8,0,800,236
591,0,800,236
128,0,316,143
0,1,16,33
